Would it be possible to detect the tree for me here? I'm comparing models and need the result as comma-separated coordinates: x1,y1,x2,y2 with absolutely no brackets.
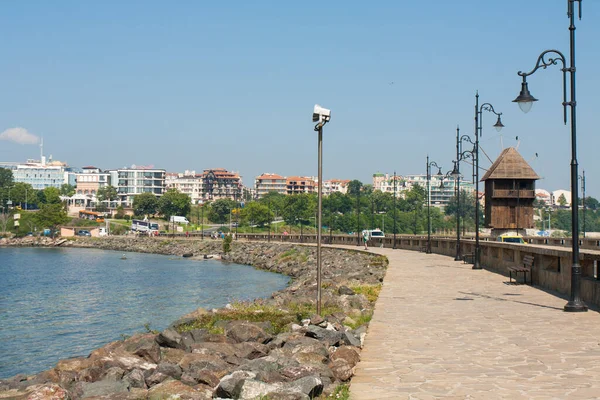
258,192,286,217
0,168,14,209
43,187,62,204
557,193,568,207
36,203,69,233
347,180,363,197
132,193,159,216
0,211,11,232
241,201,272,227
208,199,236,224
281,193,315,225
585,196,599,211
9,183,34,206
158,189,192,219
60,184,76,197
96,185,118,205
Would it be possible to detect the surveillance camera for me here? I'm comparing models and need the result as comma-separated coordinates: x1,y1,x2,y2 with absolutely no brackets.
312,104,331,123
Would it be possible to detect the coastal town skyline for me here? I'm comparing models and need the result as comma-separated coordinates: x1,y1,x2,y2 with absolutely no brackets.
1,1,599,196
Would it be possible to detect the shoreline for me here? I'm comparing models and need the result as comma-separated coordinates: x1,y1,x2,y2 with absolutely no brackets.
0,237,388,399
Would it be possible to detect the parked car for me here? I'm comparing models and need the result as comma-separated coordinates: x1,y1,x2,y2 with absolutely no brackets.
77,230,91,237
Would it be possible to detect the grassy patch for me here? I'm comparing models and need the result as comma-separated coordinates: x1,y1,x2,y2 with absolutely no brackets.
369,255,388,267
349,284,382,303
319,384,350,399
177,301,295,335
344,310,373,330
176,300,343,336
277,247,309,264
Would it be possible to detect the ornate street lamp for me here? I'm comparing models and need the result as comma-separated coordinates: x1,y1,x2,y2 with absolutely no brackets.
513,0,586,312
472,92,504,269
426,155,442,254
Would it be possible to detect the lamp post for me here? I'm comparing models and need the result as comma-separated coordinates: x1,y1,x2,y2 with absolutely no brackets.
313,103,331,316
268,198,271,243
472,92,504,269
579,170,586,238
512,0,586,312
454,126,464,261
426,155,442,254
393,171,397,249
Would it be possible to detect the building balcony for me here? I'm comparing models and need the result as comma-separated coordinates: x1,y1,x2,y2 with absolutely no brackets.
492,189,536,199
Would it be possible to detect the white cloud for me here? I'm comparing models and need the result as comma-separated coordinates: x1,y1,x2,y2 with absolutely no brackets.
0,127,40,145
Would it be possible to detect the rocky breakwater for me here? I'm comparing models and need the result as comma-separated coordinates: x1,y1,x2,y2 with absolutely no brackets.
0,238,388,399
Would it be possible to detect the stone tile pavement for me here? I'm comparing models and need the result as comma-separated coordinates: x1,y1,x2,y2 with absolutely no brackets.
348,248,600,400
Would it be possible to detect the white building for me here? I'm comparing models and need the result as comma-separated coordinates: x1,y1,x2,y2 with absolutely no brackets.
552,189,572,207
166,170,203,204
373,172,475,208
108,167,166,207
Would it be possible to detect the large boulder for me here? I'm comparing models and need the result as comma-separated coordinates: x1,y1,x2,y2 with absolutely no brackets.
329,358,353,382
123,369,147,389
147,378,212,399
233,342,269,360
156,328,188,351
330,346,360,368
305,326,342,347
156,362,183,380
71,380,130,398
124,334,161,364
215,370,256,399
285,376,323,398
190,342,237,358
225,321,271,344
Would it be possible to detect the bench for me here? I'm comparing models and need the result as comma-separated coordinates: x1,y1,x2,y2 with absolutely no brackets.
463,253,475,264
508,255,534,285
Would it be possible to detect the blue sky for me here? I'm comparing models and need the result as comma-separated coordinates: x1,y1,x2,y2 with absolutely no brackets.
0,1,598,196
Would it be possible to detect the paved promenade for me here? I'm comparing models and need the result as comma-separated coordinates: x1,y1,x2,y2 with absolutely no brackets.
349,247,600,400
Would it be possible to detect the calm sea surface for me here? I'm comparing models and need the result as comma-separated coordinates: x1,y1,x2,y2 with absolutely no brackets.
0,247,289,379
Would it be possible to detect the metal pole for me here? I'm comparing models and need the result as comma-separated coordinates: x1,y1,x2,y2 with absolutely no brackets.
268,199,271,242
393,171,397,249
473,92,482,269
426,155,432,254
455,126,462,261
317,125,323,315
582,170,586,238
201,205,204,240
565,0,585,311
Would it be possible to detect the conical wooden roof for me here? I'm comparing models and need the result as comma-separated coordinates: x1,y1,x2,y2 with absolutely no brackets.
481,147,540,181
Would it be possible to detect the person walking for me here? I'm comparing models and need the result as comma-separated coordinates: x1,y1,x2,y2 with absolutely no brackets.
362,230,369,250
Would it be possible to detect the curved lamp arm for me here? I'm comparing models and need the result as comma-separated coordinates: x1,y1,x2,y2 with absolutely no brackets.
515,49,568,122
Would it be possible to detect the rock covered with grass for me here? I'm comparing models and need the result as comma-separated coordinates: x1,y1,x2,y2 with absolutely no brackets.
0,239,388,399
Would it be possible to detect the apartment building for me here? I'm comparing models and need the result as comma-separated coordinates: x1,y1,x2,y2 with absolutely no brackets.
0,144,69,190
75,166,110,195
286,176,316,194
255,173,287,197
323,179,350,195
373,172,474,208
200,168,242,201
108,167,166,207
166,170,203,204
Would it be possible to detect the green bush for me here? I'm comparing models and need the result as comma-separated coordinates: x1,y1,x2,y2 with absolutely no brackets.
223,234,232,253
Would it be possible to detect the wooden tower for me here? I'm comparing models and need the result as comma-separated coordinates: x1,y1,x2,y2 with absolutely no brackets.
481,147,540,236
